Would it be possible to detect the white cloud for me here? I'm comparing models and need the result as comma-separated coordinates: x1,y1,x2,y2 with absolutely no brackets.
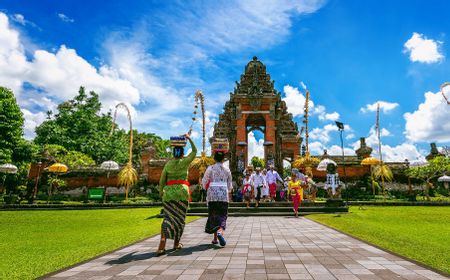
404,90,450,143
172,0,325,53
319,111,340,121
282,84,310,117
21,109,47,139
310,124,338,143
403,32,444,63
351,126,425,162
170,120,182,128
282,85,342,125
360,101,399,113
57,13,74,23
12,14,25,25
247,131,264,159
314,105,339,121
0,12,183,139
345,133,355,140
310,123,351,144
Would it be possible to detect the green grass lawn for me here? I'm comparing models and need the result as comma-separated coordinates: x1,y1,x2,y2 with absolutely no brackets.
0,208,199,280
307,206,450,274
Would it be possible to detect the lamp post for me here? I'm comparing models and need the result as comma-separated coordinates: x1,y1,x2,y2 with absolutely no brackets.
336,121,348,189
32,161,42,204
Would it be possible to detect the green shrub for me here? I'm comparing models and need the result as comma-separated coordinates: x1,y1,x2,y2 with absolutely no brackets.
3,194,19,204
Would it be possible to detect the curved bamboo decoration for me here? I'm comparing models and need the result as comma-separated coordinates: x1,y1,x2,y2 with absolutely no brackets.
111,103,137,203
189,91,214,191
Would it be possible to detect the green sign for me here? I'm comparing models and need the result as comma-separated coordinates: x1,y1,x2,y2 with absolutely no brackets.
88,188,104,200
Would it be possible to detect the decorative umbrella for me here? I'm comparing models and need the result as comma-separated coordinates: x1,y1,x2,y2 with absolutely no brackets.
438,175,450,189
0,163,18,194
100,160,120,171
361,157,381,166
47,163,68,173
317,158,337,171
0,163,18,174
46,163,68,203
360,157,381,196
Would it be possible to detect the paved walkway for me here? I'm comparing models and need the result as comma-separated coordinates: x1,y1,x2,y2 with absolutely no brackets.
47,217,448,280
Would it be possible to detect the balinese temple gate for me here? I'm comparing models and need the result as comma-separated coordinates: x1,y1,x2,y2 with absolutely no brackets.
212,57,301,177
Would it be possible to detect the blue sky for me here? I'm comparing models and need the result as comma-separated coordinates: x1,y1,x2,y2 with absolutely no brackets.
1,0,449,162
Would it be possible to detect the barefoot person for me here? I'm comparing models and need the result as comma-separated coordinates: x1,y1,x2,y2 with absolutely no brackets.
202,138,232,246
157,134,197,255
288,172,303,218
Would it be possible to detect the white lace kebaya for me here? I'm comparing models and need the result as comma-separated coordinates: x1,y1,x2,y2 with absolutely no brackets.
202,162,233,203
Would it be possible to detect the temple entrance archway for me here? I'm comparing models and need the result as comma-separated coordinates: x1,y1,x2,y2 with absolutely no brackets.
212,57,302,177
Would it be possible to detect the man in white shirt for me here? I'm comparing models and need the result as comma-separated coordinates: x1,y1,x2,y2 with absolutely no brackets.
250,167,266,207
266,165,283,202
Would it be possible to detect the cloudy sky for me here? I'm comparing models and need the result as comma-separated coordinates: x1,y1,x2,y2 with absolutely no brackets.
1,0,449,162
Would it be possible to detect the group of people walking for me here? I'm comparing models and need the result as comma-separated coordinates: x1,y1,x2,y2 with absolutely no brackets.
241,167,308,217
242,166,283,207
156,135,309,255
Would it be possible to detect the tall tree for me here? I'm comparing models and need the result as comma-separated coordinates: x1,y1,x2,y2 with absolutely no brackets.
406,156,450,200
0,87,24,164
251,156,265,168
34,87,129,164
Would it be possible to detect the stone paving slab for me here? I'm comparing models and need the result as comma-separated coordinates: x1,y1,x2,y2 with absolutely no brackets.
45,217,449,280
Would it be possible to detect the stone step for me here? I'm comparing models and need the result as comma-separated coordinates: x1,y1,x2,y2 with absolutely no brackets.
187,206,348,213
188,201,327,208
186,211,345,217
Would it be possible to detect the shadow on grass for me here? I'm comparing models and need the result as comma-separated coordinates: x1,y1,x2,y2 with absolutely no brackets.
106,244,217,264
145,214,162,220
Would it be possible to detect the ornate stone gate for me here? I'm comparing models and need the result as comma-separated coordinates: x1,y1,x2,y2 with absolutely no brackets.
212,57,301,176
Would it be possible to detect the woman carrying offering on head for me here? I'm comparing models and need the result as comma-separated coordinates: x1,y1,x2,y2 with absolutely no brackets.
288,171,303,218
202,138,232,247
157,134,197,255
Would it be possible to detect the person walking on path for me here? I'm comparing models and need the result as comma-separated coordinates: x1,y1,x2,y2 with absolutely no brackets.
242,172,253,208
266,165,283,202
202,138,232,246
251,167,266,207
288,172,304,218
157,134,197,255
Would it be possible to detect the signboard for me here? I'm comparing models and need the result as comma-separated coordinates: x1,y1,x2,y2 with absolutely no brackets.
88,188,104,200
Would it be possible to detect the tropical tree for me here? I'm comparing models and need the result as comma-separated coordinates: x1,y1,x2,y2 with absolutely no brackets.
0,87,24,164
406,156,450,200
34,87,129,164
251,156,265,169
41,144,95,168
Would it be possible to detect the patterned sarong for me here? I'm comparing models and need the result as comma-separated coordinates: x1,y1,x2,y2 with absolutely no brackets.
205,201,229,234
269,183,277,198
162,200,188,240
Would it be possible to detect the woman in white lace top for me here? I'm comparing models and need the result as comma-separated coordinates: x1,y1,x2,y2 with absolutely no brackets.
201,147,232,246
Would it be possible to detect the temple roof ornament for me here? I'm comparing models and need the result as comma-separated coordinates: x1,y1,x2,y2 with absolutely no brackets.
355,137,373,160
426,143,443,160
